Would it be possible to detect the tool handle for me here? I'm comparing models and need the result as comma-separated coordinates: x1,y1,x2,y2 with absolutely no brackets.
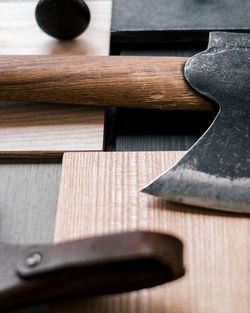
1,232,184,310
0,56,212,110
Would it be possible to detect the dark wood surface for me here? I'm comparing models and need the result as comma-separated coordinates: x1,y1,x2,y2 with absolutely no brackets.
0,56,212,111
105,48,217,152
105,108,216,151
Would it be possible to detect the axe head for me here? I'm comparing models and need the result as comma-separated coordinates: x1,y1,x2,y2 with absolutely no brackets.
143,32,250,214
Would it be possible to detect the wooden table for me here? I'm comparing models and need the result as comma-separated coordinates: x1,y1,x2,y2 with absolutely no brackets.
0,1,249,313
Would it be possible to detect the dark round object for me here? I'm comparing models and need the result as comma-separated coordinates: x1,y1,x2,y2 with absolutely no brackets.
35,0,91,40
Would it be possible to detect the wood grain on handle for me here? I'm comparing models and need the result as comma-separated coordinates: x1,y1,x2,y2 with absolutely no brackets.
0,56,212,110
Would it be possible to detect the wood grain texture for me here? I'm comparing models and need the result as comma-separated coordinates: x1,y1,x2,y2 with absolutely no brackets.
0,159,61,244
0,1,109,312
0,56,212,111
0,0,111,156
50,152,249,313
0,101,104,157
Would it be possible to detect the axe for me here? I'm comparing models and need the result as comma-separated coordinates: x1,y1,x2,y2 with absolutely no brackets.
0,32,249,214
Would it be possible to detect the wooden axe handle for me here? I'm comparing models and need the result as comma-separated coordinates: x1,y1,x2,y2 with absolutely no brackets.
0,56,212,110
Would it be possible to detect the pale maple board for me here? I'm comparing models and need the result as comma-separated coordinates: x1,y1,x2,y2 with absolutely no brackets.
0,0,112,155
50,151,250,313
0,102,104,157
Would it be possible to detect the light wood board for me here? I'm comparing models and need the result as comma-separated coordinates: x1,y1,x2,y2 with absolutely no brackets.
50,151,250,313
0,0,111,56
0,0,112,156
0,102,104,157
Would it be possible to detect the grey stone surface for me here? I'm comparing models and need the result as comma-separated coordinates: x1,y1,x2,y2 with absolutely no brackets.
112,0,250,32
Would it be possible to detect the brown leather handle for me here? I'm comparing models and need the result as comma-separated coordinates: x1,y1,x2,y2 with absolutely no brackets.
0,56,212,110
0,231,184,310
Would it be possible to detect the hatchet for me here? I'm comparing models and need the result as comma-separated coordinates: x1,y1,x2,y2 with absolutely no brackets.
143,32,250,214
0,31,248,213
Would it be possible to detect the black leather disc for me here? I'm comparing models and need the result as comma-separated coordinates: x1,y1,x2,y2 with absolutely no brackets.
35,0,91,40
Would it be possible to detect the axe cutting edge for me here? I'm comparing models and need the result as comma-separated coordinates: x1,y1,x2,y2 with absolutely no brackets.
143,32,250,214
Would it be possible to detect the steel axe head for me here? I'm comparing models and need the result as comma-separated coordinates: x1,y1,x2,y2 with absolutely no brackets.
142,32,250,214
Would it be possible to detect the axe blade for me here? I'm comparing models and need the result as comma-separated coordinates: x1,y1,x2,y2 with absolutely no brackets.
142,32,250,214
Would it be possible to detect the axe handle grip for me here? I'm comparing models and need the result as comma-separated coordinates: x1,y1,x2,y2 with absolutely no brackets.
0,55,212,110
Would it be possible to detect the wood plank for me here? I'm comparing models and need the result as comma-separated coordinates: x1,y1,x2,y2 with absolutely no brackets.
0,2,108,312
0,0,111,156
0,102,104,157
50,152,249,313
0,159,61,244
0,158,61,313
113,109,216,151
